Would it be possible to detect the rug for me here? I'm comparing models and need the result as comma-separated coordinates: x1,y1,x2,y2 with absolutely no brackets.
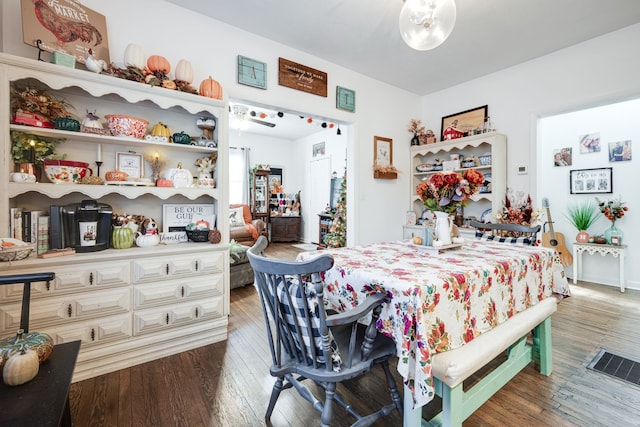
292,243,318,251
587,349,640,387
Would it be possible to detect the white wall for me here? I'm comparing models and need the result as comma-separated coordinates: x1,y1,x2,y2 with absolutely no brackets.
421,24,640,290
1,0,420,247
539,99,637,289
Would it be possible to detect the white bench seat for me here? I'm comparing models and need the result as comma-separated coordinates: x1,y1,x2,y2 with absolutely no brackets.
405,297,558,427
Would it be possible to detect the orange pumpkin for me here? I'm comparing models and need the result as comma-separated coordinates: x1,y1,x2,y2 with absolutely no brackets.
156,179,173,187
199,76,222,100
147,55,171,74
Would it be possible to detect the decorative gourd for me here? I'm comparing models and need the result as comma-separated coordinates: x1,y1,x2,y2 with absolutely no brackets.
164,162,193,188
124,43,145,69
82,111,103,129
135,232,160,247
112,226,134,249
199,76,222,100
2,345,39,386
172,131,191,145
151,122,171,139
162,80,177,90
146,55,171,74
0,329,53,370
208,228,221,244
175,59,193,83
156,179,173,187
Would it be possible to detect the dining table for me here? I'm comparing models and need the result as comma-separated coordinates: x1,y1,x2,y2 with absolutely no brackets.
297,239,570,414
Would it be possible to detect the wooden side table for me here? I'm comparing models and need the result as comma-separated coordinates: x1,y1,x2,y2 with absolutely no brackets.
0,340,81,426
572,242,627,292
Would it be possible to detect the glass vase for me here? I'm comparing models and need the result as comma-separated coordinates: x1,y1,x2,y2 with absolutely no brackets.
604,220,623,245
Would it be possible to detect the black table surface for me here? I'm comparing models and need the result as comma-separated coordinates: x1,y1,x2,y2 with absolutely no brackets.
0,340,81,426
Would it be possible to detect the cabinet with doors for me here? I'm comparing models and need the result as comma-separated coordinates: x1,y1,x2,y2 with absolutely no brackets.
410,132,506,228
0,52,229,381
251,169,270,228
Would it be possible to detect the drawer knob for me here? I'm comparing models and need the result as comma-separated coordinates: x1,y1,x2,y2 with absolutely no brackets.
67,304,73,317
91,328,95,341
89,272,94,285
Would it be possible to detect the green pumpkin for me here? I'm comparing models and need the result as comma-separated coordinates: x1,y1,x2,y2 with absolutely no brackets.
53,116,81,132
112,226,134,249
0,329,53,370
172,131,191,144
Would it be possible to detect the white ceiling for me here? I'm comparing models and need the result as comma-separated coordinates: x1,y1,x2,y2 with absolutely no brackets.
166,0,640,139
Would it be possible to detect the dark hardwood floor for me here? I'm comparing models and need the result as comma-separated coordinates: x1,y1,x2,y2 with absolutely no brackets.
69,243,640,426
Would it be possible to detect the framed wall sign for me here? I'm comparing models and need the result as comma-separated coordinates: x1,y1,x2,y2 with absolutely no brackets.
237,55,267,89
278,57,327,97
374,136,392,168
20,0,110,65
569,167,613,194
162,204,216,232
116,152,143,179
336,86,355,112
441,105,488,141
312,142,325,157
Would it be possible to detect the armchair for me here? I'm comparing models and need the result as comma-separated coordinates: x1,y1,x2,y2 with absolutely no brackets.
229,204,264,245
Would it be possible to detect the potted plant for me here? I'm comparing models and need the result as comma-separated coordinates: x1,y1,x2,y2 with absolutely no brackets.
565,200,601,242
10,131,65,179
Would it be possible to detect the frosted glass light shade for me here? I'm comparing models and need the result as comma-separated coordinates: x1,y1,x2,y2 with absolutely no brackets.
399,0,457,51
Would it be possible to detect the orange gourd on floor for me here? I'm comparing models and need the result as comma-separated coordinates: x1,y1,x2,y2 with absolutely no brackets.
199,76,222,100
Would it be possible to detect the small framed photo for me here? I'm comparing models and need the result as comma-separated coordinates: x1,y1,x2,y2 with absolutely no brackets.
312,142,325,157
374,136,392,168
116,152,143,179
608,140,632,162
569,167,612,194
406,210,417,225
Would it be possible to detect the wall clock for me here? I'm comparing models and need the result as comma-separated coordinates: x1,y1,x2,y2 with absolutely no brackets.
238,55,267,89
336,86,355,112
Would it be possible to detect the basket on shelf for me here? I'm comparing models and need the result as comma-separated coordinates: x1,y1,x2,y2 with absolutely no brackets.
478,155,492,166
0,240,35,262
186,229,210,242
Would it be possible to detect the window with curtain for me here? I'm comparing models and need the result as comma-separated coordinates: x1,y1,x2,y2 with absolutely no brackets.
229,147,250,204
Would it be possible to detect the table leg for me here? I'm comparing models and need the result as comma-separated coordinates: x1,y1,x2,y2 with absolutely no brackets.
620,250,626,292
572,246,579,284
403,383,422,427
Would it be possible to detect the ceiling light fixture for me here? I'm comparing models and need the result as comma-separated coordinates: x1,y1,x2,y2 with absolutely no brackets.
399,0,457,51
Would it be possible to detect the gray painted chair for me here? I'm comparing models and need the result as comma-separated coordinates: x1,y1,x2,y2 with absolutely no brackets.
247,236,402,426
469,220,541,245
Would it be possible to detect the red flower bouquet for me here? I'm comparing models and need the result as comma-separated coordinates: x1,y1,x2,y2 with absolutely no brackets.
416,169,485,214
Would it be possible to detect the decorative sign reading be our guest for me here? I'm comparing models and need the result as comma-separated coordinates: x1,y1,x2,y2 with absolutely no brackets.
278,57,327,97
162,204,216,233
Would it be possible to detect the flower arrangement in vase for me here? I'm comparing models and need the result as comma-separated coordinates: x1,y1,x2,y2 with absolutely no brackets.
416,169,484,245
565,200,601,242
494,189,541,237
596,196,628,244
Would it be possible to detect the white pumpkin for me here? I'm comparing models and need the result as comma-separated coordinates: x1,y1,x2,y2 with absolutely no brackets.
175,59,193,84
82,111,103,129
3,345,39,386
124,43,145,69
164,162,193,188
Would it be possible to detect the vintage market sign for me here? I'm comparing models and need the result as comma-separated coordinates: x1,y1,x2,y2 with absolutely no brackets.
21,0,110,65
278,58,327,97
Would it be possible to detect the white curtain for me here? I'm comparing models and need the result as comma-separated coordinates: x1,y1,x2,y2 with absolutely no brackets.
229,147,250,204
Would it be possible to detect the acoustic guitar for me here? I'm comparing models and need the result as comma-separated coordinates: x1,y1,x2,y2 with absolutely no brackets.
541,198,573,267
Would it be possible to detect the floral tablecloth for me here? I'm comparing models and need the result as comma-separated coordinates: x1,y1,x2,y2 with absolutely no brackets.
298,240,569,408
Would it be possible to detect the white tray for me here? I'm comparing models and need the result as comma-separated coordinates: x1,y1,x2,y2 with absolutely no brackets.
410,242,464,253
104,181,155,186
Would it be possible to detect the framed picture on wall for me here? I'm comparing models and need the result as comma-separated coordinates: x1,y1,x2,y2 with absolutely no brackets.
569,167,612,194
608,140,632,162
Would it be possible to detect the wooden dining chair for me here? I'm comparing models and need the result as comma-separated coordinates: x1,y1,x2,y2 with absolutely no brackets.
247,236,402,426
469,220,541,245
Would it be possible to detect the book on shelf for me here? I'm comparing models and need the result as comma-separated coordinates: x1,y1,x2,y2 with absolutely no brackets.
10,208,22,240
37,215,50,255
30,210,47,245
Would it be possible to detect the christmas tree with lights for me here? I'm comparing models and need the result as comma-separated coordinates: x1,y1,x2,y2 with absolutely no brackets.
323,170,346,248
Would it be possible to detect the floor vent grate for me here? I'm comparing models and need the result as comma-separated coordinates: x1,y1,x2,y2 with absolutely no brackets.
587,349,640,387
